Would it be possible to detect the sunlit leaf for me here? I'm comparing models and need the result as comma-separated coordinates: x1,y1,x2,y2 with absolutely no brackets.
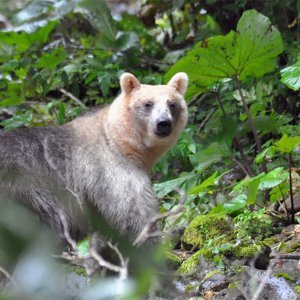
274,134,300,153
281,55,300,91
189,171,218,195
223,194,247,213
255,146,276,163
77,238,90,257
165,10,283,97
258,167,289,190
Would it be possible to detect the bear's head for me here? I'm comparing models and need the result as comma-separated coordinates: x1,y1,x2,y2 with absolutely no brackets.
108,72,188,168
120,72,188,142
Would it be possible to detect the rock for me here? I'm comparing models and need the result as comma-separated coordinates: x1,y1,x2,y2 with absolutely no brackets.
181,214,234,250
212,267,299,300
64,272,88,297
279,194,300,213
199,273,230,292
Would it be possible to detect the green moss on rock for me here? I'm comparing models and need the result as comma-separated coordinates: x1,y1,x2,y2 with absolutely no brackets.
166,251,182,268
203,269,221,280
181,213,233,249
295,285,300,294
67,265,87,277
185,284,199,292
274,272,295,282
178,251,202,274
228,282,237,289
233,244,261,259
263,237,280,246
285,242,300,253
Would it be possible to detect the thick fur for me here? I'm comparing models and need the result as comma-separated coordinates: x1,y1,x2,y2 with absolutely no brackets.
0,73,188,242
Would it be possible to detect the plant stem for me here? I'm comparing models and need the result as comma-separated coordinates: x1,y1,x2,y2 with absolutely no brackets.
235,79,267,173
287,153,295,223
215,91,254,176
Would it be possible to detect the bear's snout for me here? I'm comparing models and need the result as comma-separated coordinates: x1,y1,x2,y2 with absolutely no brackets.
155,118,172,137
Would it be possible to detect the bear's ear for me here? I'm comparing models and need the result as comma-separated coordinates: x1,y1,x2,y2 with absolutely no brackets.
120,73,140,94
167,72,188,96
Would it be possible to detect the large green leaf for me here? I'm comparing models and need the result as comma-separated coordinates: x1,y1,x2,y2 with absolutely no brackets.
258,167,289,190
280,55,300,90
153,174,197,198
189,171,218,195
165,10,283,98
223,194,247,213
79,0,117,41
274,134,300,153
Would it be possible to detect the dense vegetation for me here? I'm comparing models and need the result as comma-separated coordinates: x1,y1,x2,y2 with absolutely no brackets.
0,0,299,299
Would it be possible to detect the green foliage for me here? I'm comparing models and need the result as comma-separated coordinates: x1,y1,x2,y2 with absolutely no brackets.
165,10,283,97
234,209,273,240
281,55,300,90
274,134,300,153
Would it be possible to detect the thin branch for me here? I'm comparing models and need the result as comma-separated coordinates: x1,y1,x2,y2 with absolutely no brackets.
235,80,262,152
107,241,129,274
134,189,187,247
59,88,87,109
199,108,216,131
270,253,300,260
89,235,128,280
287,153,295,223
235,79,267,175
232,157,251,177
0,265,17,292
58,208,77,251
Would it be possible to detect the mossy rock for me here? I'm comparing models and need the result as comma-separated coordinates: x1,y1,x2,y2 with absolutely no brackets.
274,272,295,282
284,241,300,253
233,243,262,259
263,237,280,246
166,251,182,269
181,213,234,249
177,248,215,274
178,250,203,274
66,265,88,277
295,285,300,294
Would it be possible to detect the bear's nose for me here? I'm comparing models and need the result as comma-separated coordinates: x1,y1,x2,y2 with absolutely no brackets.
156,119,172,137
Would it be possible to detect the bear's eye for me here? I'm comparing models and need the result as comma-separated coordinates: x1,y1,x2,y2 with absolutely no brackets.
144,101,154,109
168,102,177,109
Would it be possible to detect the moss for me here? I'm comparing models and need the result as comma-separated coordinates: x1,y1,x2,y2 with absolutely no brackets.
67,265,87,277
263,237,280,246
228,282,237,289
197,247,214,260
233,243,261,259
274,272,295,282
185,284,198,292
285,242,300,253
295,286,300,294
203,269,221,280
178,251,201,274
181,213,233,248
166,251,182,268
